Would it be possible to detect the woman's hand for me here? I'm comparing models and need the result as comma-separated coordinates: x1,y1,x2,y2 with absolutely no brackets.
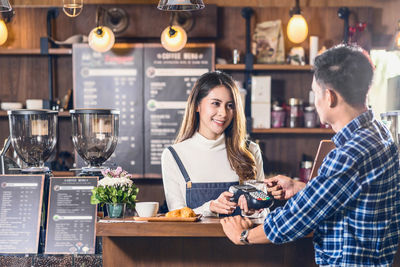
210,191,237,214
265,175,306,200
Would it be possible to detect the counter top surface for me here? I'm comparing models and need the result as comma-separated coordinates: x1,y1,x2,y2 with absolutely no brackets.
96,216,264,238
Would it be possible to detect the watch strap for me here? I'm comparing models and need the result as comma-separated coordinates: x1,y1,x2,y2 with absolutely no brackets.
240,229,250,245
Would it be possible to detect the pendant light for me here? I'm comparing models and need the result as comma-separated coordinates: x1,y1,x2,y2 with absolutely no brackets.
161,24,187,52
157,0,204,11
89,26,115,53
88,7,115,53
0,0,11,12
287,0,308,44
0,19,7,45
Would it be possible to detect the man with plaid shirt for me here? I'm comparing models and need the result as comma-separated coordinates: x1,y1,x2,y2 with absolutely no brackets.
221,44,400,266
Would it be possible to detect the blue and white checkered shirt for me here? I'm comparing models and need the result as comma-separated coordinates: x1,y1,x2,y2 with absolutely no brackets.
264,110,400,266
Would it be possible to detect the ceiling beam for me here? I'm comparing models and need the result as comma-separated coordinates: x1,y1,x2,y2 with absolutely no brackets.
11,0,394,8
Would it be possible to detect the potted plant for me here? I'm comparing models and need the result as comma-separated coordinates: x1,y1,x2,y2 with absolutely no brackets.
90,166,138,218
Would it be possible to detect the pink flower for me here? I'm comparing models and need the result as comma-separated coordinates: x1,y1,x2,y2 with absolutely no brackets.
101,167,133,179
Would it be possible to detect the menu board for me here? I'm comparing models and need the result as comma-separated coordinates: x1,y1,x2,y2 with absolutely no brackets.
0,175,44,254
73,43,214,177
45,177,97,254
143,44,214,175
73,44,144,175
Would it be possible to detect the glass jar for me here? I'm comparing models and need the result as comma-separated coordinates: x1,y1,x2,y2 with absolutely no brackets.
271,105,286,128
304,106,317,128
287,98,303,128
299,160,313,183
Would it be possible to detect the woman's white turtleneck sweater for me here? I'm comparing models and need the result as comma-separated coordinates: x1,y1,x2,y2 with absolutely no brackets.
161,132,265,216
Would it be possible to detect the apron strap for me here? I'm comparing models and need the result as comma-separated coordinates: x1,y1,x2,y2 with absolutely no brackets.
245,139,251,149
167,146,192,188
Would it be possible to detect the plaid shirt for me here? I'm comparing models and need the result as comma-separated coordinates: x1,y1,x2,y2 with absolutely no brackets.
264,110,400,266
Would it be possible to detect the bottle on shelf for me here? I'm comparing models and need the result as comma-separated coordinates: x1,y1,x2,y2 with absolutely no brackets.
287,98,304,128
271,104,286,128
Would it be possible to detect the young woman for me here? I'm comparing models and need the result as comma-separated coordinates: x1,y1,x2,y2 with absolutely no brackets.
161,71,265,216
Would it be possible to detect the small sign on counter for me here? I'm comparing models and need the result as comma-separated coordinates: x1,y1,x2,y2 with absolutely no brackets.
45,177,97,254
0,175,44,254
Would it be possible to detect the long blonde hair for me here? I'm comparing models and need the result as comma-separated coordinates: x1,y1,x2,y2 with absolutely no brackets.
175,71,256,181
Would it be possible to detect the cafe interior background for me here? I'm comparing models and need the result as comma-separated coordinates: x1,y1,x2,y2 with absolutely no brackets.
0,0,400,208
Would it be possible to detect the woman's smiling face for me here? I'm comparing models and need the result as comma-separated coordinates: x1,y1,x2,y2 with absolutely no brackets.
196,85,235,140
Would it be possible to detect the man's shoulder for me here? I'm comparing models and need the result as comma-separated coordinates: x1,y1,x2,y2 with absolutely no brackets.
333,124,399,174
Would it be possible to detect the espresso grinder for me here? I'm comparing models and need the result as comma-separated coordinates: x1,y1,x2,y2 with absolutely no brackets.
7,109,58,175
7,109,58,253
70,109,119,178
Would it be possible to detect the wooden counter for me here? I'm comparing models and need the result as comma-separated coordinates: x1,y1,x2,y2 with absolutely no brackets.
97,217,317,267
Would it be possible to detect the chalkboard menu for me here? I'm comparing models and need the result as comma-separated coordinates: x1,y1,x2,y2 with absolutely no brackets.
0,175,44,254
73,44,145,175
45,177,97,254
144,44,214,175
73,43,214,177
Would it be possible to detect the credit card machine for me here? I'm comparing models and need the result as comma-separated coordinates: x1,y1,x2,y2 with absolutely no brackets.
229,184,274,210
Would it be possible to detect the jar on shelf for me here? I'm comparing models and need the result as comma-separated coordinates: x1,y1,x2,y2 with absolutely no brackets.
304,106,317,128
287,98,304,128
271,105,286,128
299,160,313,183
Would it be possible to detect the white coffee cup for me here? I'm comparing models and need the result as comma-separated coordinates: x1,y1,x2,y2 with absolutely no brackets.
135,202,159,217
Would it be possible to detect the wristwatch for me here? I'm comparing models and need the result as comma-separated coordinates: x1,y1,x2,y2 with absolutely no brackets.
240,229,250,245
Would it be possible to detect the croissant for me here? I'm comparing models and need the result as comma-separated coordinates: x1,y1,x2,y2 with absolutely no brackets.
180,207,196,218
166,208,181,217
165,207,196,218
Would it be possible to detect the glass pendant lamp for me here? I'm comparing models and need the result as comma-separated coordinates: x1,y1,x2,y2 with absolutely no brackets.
287,0,308,44
157,0,204,11
161,25,187,52
0,0,11,12
88,7,115,53
88,26,115,53
0,19,7,45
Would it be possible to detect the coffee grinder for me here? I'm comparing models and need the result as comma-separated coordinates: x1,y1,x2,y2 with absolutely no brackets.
7,109,58,253
8,109,58,175
70,109,119,178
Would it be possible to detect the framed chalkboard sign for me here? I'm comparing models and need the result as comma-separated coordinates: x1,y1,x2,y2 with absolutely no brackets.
45,177,98,254
0,175,44,254
143,44,214,176
73,43,145,176
73,43,214,178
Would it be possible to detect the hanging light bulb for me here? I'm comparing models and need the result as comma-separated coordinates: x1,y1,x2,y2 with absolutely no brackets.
161,25,187,52
287,14,308,44
0,19,7,46
157,0,204,11
287,0,308,44
88,26,115,53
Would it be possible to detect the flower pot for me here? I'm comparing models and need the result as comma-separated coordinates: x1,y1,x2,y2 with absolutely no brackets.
106,203,126,218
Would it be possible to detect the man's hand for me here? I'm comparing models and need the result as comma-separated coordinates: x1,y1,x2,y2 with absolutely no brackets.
210,191,237,214
220,215,253,245
265,175,306,200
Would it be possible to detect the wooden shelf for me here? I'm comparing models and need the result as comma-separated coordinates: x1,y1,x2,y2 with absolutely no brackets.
252,128,334,134
216,64,312,71
0,48,72,55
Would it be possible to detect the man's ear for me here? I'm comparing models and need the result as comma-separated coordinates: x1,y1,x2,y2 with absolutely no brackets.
327,89,338,108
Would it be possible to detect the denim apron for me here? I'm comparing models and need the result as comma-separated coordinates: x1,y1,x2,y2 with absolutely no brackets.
167,146,240,215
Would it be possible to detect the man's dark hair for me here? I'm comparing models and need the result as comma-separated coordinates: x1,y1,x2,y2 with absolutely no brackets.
313,44,374,107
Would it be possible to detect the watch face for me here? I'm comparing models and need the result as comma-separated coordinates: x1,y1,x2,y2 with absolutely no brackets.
241,230,247,238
